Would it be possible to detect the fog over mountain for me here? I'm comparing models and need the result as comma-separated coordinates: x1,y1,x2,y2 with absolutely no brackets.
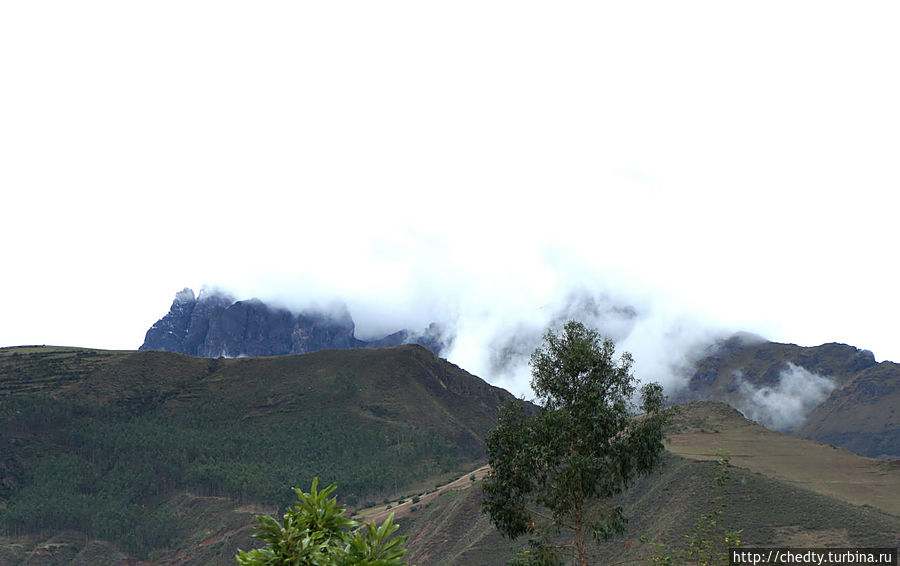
143,282,731,399
142,283,900,458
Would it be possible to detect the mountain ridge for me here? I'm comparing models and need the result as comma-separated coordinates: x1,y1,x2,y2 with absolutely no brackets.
679,335,900,458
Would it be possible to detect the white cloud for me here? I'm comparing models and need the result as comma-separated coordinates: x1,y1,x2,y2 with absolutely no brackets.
733,363,837,432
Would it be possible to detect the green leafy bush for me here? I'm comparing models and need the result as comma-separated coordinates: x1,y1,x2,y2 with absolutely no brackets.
236,478,408,566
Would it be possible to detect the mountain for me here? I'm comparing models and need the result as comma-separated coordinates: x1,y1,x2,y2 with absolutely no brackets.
142,288,900,459
141,288,899,459
798,360,900,458
3,342,898,564
678,334,900,458
0,344,514,562
140,288,451,358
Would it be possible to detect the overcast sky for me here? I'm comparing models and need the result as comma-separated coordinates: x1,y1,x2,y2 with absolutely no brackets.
2,2,898,395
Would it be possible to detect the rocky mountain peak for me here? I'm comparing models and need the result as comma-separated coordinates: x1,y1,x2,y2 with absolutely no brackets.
173,287,196,304
140,288,450,358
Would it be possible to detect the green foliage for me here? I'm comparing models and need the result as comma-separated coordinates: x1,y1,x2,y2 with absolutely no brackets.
482,321,669,566
645,453,742,566
236,478,408,566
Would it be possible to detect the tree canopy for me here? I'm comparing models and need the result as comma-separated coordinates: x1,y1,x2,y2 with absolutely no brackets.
481,320,669,566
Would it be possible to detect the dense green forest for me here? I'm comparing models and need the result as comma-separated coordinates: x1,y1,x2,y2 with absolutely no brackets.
0,346,512,558
1,395,462,554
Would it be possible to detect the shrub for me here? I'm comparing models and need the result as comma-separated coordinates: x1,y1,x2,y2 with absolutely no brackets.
235,478,409,565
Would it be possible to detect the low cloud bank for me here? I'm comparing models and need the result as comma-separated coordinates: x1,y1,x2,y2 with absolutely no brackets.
440,288,727,399
212,280,730,399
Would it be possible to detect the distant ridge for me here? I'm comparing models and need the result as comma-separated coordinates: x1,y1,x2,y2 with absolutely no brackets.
680,335,900,459
140,288,450,358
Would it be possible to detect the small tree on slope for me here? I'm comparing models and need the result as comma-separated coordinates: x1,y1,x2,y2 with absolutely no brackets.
481,321,669,566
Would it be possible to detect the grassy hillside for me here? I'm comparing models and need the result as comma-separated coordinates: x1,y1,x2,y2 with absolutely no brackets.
0,345,514,561
399,401,900,565
667,401,900,515
0,494,270,565
400,453,900,565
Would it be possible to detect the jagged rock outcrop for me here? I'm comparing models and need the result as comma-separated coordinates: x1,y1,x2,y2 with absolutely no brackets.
141,288,198,353
140,288,451,358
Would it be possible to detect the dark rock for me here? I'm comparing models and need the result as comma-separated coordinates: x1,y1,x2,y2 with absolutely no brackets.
139,288,198,353
141,288,446,358
366,329,410,348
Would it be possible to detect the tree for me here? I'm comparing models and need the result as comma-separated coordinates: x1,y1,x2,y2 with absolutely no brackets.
236,478,409,566
481,321,669,566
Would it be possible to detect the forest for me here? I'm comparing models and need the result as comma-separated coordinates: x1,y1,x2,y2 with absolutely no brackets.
1,392,465,556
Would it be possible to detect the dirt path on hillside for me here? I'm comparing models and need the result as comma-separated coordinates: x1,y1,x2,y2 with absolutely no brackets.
356,464,490,524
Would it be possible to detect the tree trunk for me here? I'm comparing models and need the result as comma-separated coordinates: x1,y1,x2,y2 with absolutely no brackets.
575,496,588,566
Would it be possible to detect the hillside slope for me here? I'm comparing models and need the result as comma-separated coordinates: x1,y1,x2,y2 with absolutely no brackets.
401,454,900,565
0,345,513,561
798,361,900,458
400,401,900,565
666,402,900,515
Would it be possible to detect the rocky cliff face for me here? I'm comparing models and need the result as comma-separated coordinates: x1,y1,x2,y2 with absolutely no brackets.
140,288,451,358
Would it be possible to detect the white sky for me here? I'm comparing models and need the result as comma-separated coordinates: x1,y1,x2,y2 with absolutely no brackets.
2,2,898,393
